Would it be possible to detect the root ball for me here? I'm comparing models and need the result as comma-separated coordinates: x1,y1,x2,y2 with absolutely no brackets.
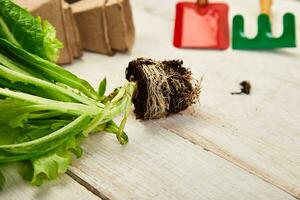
126,58,200,120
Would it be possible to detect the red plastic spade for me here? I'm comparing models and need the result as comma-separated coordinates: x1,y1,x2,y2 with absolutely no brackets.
173,0,229,50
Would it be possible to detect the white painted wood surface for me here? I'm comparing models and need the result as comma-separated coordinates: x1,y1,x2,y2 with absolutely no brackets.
64,0,300,199
129,0,300,197
69,116,296,200
1,164,99,200
1,0,299,199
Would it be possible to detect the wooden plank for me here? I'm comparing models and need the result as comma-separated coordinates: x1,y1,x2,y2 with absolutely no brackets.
1,164,100,200
68,116,295,200
0,0,297,199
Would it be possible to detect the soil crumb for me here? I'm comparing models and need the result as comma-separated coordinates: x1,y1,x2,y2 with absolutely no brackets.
231,81,251,95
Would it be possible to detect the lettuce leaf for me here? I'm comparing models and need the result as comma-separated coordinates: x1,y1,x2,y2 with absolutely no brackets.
22,136,82,186
0,63,89,103
98,77,107,97
42,21,63,62
0,115,91,155
0,39,98,100
0,0,62,62
0,98,32,128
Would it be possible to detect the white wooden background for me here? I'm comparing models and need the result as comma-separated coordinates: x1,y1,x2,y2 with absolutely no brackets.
1,0,300,199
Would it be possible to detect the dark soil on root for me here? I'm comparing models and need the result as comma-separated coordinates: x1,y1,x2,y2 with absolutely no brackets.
126,58,200,120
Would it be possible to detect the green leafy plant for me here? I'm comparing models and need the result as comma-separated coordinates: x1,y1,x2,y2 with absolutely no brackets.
0,0,63,62
0,40,137,187
0,0,136,188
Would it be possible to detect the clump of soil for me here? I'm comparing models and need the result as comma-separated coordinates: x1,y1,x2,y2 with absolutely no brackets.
65,0,80,3
126,58,200,120
231,81,251,95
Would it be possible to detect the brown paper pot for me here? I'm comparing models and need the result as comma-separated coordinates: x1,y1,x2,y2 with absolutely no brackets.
63,2,82,58
72,0,135,55
105,0,135,52
72,0,113,55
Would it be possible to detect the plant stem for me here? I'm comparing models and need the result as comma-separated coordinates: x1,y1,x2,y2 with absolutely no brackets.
0,64,98,106
0,88,101,115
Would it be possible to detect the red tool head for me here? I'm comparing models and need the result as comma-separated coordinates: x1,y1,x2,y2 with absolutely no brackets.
173,1,229,50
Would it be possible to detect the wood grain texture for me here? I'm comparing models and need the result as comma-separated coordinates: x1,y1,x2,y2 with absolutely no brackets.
135,0,300,197
65,0,300,199
131,1,300,198
1,0,298,199
0,164,100,200
69,116,295,200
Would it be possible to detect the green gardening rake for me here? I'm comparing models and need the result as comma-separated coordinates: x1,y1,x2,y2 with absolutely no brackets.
232,0,296,49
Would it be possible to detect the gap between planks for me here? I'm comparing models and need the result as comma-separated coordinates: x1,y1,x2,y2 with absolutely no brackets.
154,121,300,200
66,170,110,200
65,119,298,200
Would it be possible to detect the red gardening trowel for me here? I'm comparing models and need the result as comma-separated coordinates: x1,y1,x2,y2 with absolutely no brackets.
173,0,229,50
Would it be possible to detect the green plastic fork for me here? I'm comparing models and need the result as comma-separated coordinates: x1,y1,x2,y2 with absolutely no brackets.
232,0,296,49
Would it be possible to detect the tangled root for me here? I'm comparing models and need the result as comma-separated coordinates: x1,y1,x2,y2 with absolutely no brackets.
126,58,200,120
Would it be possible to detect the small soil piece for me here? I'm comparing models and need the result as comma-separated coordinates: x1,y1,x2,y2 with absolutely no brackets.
126,58,200,120
65,0,80,3
231,81,251,95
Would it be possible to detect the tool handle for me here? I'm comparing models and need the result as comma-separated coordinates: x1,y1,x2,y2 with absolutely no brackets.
260,0,272,16
196,0,208,5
